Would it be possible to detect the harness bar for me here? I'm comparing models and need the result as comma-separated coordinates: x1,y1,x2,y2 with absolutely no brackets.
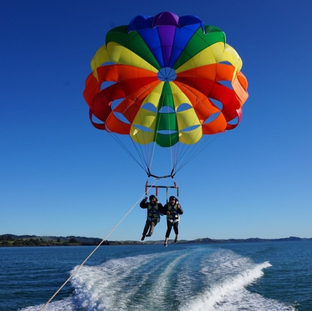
145,182,179,199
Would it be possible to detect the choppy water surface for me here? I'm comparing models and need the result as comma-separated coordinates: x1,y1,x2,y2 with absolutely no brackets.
0,241,311,310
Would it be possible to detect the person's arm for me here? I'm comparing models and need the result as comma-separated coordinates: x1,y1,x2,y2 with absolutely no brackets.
158,203,165,215
140,198,148,208
177,203,183,215
161,203,169,215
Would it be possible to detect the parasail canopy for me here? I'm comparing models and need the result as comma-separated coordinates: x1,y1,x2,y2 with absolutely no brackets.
83,11,248,177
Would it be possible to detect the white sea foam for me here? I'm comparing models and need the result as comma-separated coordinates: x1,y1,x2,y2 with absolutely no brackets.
19,297,74,311
140,252,190,310
19,247,297,311
179,248,295,311
70,251,169,310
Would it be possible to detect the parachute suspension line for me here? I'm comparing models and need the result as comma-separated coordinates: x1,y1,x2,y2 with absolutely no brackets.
40,179,160,311
175,134,221,175
172,126,204,171
129,135,151,171
126,116,156,176
109,132,148,174
169,119,218,176
147,140,157,175
169,143,179,177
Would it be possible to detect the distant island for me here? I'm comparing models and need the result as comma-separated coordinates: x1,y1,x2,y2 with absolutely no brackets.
0,234,311,247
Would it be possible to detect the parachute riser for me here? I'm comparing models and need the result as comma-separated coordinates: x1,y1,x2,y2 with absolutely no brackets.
147,168,176,180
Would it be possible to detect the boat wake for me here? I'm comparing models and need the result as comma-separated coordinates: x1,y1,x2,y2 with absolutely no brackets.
20,246,296,311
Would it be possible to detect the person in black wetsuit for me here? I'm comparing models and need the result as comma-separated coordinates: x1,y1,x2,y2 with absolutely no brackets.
140,195,164,241
163,196,183,246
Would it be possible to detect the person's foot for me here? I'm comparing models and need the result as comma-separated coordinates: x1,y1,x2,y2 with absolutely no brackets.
141,235,145,241
146,233,151,237
174,237,178,243
164,242,168,247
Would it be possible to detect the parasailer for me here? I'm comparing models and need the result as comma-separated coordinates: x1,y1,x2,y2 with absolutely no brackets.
140,194,164,241
163,196,183,246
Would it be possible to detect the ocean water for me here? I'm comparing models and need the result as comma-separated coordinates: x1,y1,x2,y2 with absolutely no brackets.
0,241,311,311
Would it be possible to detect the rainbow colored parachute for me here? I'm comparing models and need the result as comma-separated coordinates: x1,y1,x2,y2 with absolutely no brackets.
83,12,248,176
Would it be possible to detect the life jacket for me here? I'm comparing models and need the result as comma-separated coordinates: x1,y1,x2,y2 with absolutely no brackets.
147,203,160,221
167,203,180,223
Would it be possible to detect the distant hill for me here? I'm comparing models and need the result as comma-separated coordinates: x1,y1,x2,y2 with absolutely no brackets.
0,234,311,247
0,234,104,247
181,236,309,244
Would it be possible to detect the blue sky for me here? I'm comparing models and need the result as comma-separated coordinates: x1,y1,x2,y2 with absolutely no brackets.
1,0,311,241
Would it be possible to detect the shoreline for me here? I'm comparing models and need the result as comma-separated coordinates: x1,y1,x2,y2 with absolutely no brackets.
1,234,310,247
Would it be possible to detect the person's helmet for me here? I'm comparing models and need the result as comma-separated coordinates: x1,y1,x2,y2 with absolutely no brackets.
169,196,176,201
149,195,157,201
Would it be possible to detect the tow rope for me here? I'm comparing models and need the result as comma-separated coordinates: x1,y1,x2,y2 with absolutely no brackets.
40,179,159,310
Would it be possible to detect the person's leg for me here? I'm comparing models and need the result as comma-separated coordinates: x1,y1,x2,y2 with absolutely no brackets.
173,222,179,243
147,220,157,236
141,220,150,241
164,221,173,245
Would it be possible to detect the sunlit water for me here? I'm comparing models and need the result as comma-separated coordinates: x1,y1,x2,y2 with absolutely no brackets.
0,241,311,310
